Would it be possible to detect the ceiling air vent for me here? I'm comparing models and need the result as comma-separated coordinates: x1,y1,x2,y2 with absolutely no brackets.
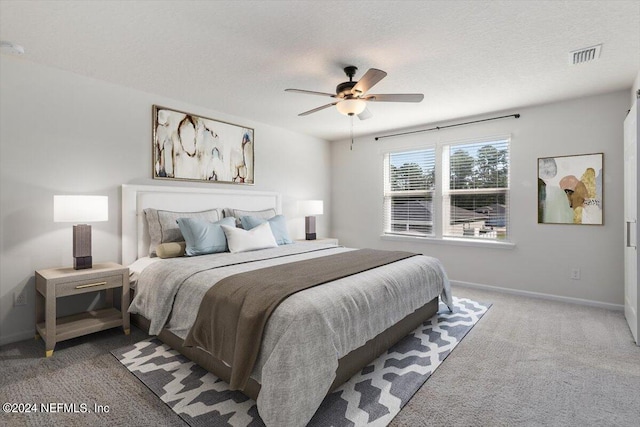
569,44,602,65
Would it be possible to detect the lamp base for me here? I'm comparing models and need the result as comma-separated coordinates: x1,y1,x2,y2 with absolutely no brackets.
74,256,92,270
73,224,92,270
305,216,317,240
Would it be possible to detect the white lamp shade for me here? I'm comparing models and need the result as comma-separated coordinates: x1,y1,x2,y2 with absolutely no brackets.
336,99,367,116
54,195,108,222
298,200,324,216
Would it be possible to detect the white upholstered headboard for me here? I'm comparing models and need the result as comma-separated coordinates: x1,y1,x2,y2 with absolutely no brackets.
121,184,281,266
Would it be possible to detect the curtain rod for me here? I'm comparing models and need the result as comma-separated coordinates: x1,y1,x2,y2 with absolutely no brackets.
374,113,521,141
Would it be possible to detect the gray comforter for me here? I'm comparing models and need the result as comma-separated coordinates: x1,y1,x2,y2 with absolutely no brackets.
129,243,452,427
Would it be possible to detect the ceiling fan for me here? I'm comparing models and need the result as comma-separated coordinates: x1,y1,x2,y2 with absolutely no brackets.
285,66,424,120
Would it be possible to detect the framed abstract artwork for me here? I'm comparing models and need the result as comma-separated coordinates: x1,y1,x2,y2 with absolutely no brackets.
152,105,254,184
537,153,603,225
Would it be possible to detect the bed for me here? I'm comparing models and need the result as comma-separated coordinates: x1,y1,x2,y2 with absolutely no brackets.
122,184,451,427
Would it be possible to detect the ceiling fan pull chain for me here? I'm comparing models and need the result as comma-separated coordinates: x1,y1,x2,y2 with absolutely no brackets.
350,116,354,151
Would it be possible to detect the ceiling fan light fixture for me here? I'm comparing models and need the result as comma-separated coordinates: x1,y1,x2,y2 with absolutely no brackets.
0,40,25,55
336,99,366,116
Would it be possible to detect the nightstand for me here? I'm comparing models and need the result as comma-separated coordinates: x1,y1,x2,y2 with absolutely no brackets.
295,237,339,245
35,262,130,357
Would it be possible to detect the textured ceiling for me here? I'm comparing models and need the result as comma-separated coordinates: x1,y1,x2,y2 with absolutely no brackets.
1,1,639,141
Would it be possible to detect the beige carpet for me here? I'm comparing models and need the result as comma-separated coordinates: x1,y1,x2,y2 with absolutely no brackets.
1,284,639,426
392,285,640,427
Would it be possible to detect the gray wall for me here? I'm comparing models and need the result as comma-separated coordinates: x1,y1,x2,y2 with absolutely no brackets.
331,90,628,307
0,55,331,345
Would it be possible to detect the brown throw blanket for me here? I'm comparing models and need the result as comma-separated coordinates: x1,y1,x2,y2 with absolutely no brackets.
182,248,418,390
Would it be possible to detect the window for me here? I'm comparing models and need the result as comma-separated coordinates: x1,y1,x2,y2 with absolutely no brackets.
443,138,510,240
383,148,436,237
383,137,510,242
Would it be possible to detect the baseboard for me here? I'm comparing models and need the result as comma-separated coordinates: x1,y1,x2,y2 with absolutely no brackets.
0,329,35,346
451,280,624,311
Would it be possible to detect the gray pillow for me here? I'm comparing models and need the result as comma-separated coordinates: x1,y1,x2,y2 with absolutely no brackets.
224,207,277,228
144,208,221,256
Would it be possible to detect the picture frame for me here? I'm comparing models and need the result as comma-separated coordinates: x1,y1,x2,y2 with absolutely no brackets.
537,152,603,225
152,105,254,184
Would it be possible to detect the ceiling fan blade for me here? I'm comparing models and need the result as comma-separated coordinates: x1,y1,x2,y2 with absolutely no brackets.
285,88,336,98
364,93,424,102
351,68,387,96
358,106,373,120
299,102,338,116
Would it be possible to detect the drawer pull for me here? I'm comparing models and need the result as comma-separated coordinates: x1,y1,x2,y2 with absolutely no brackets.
75,281,107,289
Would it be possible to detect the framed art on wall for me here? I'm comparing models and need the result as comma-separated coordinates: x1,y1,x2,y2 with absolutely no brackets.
152,105,254,184
537,152,603,225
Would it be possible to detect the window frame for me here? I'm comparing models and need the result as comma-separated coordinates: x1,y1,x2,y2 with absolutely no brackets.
381,135,513,247
383,147,436,238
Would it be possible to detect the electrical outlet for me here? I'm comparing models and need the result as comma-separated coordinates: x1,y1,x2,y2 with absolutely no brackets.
14,290,27,306
570,268,581,280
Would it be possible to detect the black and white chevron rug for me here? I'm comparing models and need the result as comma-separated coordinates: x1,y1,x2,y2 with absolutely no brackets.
112,296,489,426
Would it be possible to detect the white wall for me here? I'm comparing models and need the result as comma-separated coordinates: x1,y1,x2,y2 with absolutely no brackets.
633,71,640,107
331,90,628,307
0,55,331,345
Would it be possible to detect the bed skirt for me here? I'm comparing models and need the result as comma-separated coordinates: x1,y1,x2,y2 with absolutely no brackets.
130,296,438,401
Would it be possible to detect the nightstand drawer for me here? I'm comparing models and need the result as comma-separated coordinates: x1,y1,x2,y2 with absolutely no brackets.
56,274,124,297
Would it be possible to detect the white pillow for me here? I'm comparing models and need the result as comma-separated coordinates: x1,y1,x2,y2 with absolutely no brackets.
221,222,278,253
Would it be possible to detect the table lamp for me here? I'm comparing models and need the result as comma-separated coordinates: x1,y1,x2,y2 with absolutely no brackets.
298,200,323,240
54,195,108,269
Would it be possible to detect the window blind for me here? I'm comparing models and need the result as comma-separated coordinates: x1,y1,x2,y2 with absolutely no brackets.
443,138,510,240
383,148,436,237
